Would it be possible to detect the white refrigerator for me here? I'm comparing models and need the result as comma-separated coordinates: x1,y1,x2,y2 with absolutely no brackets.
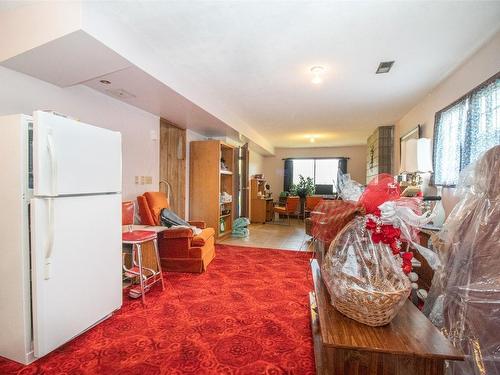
0,111,123,364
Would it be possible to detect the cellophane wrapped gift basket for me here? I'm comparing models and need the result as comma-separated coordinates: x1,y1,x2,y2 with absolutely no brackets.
314,174,440,327
424,145,500,375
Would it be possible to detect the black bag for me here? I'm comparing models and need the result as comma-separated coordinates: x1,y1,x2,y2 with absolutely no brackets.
160,208,190,228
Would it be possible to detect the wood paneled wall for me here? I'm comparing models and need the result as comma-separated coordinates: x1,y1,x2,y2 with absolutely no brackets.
160,119,186,218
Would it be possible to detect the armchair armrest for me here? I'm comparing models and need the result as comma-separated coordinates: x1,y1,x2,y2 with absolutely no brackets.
188,220,206,229
161,227,193,240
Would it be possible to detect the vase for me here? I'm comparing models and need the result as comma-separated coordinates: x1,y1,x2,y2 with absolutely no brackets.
432,186,446,227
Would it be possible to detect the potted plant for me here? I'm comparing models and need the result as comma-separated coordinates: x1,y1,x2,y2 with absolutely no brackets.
289,175,315,217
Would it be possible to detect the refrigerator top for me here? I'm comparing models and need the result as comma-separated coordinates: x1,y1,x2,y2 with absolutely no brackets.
32,111,122,197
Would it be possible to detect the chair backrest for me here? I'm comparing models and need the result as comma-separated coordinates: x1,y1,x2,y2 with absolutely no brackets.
286,196,300,212
122,201,135,226
137,192,169,226
306,196,323,211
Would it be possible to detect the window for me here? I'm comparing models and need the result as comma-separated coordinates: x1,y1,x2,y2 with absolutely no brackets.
285,158,345,194
292,159,314,184
315,159,339,185
434,72,500,185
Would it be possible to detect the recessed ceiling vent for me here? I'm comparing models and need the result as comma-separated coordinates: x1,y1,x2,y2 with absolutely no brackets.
105,88,136,99
376,61,395,74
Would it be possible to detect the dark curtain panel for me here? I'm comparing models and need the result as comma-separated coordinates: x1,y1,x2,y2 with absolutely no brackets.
337,158,348,192
338,158,348,174
283,159,293,192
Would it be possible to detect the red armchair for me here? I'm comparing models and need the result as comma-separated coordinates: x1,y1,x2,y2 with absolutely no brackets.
137,192,215,273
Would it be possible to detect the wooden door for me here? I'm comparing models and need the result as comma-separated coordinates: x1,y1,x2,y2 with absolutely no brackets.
159,119,186,218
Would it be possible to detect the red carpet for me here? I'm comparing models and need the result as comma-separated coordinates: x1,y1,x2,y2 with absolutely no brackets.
0,245,315,374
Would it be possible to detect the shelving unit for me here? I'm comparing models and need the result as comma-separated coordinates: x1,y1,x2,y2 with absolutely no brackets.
189,140,236,239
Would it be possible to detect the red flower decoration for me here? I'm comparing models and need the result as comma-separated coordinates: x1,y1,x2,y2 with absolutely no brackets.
390,241,400,255
364,211,415,276
402,252,413,262
381,225,401,239
402,264,412,274
365,219,377,231
371,231,383,243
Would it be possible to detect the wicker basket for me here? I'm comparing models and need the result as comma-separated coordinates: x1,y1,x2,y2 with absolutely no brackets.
329,272,411,326
321,215,412,327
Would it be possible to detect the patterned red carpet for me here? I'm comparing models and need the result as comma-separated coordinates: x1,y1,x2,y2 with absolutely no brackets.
0,245,315,374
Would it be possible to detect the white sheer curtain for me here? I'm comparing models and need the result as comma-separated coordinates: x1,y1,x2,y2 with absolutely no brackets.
434,75,499,186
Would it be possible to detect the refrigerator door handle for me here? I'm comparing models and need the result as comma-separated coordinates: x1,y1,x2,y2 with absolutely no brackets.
46,129,58,196
44,198,55,280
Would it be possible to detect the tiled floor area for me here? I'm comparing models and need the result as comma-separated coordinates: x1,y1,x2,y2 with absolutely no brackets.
218,218,313,251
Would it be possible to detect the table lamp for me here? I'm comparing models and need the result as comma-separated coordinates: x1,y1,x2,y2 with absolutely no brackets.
400,138,433,187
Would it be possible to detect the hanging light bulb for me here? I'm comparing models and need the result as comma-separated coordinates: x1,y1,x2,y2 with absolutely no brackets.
310,66,325,85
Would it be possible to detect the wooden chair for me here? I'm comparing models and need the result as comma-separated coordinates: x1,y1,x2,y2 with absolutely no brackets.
273,196,300,225
305,196,324,217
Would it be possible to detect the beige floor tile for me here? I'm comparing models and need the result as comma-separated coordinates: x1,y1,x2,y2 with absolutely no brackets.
218,221,312,252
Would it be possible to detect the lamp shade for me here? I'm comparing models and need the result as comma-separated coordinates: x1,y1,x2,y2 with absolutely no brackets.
401,138,433,173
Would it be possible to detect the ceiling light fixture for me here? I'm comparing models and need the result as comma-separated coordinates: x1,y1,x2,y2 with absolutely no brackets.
309,137,315,143
310,66,325,85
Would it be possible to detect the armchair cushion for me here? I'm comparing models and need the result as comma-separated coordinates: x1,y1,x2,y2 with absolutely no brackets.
144,192,169,225
137,196,156,226
192,227,215,247
188,220,207,229
161,227,193,240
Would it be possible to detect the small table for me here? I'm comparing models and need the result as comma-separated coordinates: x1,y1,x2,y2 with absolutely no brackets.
309,260,463,375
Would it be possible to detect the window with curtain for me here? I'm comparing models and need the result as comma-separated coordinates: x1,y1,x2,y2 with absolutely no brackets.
283,158,346,194
433,72,499,185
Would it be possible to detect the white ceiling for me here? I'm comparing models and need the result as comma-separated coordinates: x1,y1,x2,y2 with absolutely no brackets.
85,1,500,148
0,1,37,12
1,30,131,87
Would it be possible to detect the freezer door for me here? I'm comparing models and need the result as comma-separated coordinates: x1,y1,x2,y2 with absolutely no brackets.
30,194,122,359
33,111,121,196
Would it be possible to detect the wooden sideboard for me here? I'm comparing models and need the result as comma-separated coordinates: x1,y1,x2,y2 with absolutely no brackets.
250,178,273,223
310,260,463,375
250,198,273,223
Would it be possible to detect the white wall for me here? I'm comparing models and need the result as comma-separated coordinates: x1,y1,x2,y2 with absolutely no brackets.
0,66,159,201
395,31,500,168
249,149,264,177
395,31,500,215
262,145,367,195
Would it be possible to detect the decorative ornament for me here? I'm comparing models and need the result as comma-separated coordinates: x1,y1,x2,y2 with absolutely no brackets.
365,214,413,274
408,272,419,282
417,289,428,300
